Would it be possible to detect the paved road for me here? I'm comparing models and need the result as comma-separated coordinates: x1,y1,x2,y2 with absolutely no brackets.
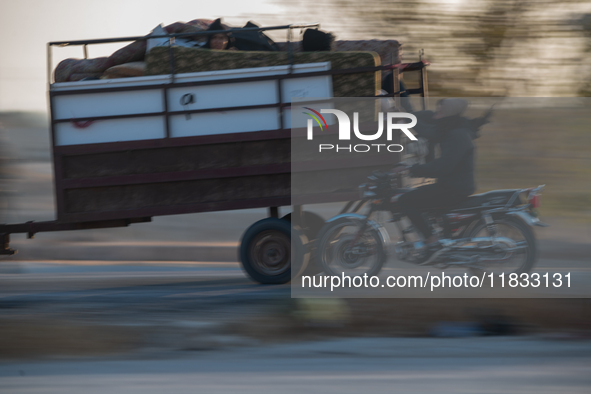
0,262,290,322
1,337,590,394
1,257,590,307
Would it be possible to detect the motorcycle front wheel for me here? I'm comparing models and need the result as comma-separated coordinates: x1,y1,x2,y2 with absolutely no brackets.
315,218,386,277
467,216,537,274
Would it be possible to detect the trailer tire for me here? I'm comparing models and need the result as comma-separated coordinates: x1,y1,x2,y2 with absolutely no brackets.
239,218,309,284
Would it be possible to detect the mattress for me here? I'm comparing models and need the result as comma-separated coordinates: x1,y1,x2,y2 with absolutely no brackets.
145,47,381,97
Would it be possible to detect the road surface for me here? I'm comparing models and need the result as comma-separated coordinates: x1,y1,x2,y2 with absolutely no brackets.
1,336,590,394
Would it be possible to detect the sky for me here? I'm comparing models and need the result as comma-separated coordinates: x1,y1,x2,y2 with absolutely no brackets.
0,0,283,112
4,0,576,111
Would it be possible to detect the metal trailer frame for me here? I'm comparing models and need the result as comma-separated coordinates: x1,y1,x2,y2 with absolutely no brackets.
0,23,429,260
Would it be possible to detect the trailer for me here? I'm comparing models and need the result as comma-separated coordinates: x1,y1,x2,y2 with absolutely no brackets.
0,23,429,284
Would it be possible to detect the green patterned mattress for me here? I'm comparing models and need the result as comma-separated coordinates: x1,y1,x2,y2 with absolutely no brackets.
145,47,381,97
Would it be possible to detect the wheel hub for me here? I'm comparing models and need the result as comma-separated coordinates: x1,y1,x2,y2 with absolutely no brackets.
336,237,370,269
263,243,285,266
250,231,291,276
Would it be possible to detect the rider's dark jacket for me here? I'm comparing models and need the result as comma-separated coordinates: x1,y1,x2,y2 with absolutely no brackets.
409,113,476,196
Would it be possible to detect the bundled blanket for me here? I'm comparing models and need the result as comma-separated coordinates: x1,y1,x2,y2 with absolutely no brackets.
54,20,400,91
54,19,215,82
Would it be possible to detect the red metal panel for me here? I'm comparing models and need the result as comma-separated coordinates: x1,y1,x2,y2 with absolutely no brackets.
56,196,293,223
61,163,291,189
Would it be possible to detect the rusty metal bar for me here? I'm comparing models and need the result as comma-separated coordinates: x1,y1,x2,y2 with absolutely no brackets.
52,197,293,224
46,43,52,86
52,129,290,155
277,78,284,129
0,217,152,237
420,67,429,110
163,87,171,138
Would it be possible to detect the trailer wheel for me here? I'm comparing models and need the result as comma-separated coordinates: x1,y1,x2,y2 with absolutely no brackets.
281,211,325,275
239,218,309,284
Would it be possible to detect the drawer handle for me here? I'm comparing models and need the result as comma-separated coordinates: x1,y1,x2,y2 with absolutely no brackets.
181,93,195,106
180,93,196,120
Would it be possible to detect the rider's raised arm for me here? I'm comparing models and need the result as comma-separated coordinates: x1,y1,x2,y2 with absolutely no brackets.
464,105,495,140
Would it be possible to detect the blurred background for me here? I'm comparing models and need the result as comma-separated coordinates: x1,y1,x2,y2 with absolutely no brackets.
1,1,591,393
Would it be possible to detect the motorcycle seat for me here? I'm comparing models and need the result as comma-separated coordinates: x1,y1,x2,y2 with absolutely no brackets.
450,190,520,211
421,190,519,214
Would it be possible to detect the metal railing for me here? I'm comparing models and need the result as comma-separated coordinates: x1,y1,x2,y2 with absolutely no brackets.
47,23,321,85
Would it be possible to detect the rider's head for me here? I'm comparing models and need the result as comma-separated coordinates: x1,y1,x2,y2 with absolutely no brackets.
433,98,468,119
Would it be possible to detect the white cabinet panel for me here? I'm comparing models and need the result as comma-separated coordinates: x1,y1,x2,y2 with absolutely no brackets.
55,117,165,146
168,80,277,112
53,90,163,120
50,62,333,143
170,109,280,138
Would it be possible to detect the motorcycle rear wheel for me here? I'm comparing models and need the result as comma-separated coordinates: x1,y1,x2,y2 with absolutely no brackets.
467,216,537,274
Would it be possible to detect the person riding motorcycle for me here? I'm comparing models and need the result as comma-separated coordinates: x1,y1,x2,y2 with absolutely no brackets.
394,98,481,250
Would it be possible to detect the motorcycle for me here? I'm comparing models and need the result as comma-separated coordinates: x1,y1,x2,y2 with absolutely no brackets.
315,167,547,277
